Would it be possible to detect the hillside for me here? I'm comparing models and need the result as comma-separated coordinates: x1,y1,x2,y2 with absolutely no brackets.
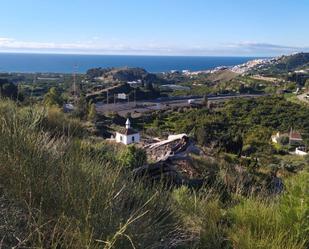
275,53,309,71
205,69,239,83
86,67,167,85
250,52,309,75
86,83,162,103
0,96,309,248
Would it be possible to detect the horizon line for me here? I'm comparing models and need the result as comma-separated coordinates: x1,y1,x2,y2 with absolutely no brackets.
0,51,272,58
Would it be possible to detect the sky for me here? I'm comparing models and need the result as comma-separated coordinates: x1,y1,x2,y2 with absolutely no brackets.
0,0,309,56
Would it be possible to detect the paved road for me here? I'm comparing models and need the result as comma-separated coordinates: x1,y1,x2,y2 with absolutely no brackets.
96,93,267,116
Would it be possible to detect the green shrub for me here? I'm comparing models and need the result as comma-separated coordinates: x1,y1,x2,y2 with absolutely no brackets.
172,187,227,249
119,145,147,169
227,172,309,249
42,106,86,137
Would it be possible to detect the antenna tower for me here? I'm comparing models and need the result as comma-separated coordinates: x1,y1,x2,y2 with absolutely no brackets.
73,65,78,102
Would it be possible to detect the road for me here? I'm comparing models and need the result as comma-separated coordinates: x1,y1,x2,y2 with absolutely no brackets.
96,93,267,117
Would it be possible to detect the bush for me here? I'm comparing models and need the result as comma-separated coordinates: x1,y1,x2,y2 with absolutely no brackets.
43,87,63,107
0,79,18,99
42,106,86,137
172,187,227,249
120,145,147,169
227,172,309,249
277,135,289,145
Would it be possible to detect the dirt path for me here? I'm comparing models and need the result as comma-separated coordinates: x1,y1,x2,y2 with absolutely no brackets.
297,92,309,104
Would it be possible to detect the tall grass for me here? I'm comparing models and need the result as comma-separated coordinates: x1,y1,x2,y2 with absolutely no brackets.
227,172,309,249
172,187,228,249
0,100,185,248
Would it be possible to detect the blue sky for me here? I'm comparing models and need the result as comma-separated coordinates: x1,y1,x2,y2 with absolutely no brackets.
0,0,309,56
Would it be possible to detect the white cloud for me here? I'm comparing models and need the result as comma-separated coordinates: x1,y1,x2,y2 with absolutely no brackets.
0,37,308,56
224,42,309,56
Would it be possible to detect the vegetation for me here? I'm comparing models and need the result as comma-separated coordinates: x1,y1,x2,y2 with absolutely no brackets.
0,78,20,100
0,95,308,248
43,87,64,107
228,172,309,249
249,53,309,75
270,53,309,73
144,96,309,156
1,54,309,248
0,100,181,248
86,67,167,85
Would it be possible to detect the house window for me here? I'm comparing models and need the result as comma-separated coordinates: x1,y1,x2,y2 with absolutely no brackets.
120,136,123,141
132,136,135,142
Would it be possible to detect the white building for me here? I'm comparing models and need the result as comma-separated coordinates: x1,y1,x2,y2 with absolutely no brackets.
115,119,140,145
295,147,308,156
127,79,142,87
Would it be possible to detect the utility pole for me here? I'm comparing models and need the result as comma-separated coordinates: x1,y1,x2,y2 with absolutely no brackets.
30,74,36,104
31,75,36,100
107,89,109,104
73,65,78,104
289,127,292,146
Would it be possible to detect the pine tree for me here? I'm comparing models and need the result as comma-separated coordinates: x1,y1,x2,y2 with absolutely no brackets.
43,87,63,107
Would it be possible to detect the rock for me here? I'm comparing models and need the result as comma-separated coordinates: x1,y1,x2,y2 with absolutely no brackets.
134,135,206,188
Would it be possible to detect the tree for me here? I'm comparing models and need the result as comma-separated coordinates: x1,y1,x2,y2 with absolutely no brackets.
43,87,63,107
238,83,245,93
277,135,289,145
202,95,208,107
87,103,97,121
74,94,88,119
219,133,243,156
145,82,154,91
243,126,273,156
195,126,208,146
0,79,18,100
120,145,147,169
305,79,309,91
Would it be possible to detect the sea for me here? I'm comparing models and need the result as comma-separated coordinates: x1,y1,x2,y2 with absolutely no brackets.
0,53,259,74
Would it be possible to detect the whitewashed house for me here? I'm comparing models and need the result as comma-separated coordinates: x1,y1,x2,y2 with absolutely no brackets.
115,119,140,145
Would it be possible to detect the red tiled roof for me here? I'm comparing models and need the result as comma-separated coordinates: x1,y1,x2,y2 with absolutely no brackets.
290,132,302,140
